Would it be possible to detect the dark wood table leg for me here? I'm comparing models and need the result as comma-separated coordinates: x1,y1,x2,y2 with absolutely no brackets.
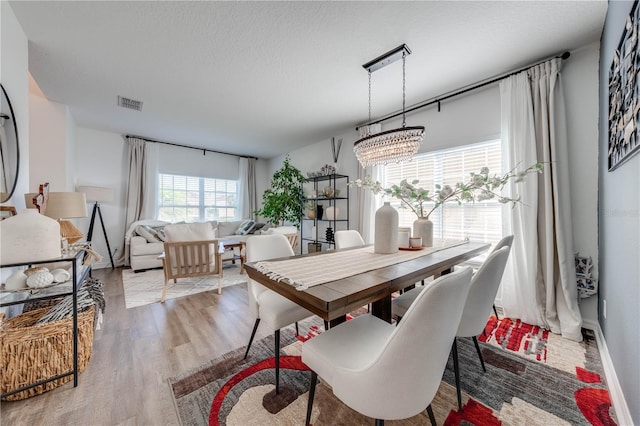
371,296,392,323
328,315,347,328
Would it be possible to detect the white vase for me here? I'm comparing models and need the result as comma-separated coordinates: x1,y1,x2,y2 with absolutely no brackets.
413,217,433,247
5,268,28,290
374,202,399,254
0,210,61,264
325,206,339,220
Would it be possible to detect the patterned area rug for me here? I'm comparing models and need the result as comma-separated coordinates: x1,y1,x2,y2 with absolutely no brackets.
121,265,247,308
169,316,617,425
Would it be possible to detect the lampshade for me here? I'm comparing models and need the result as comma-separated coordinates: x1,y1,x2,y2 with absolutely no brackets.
24,192,87,244
78,186,114,203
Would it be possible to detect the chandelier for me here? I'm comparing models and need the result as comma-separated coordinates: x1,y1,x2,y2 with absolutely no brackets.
353,44,425,168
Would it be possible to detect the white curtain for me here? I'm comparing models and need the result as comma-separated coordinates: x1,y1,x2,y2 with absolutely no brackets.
238,157,257,220
356,124,383,244
500,59,582,341
117,137,159,266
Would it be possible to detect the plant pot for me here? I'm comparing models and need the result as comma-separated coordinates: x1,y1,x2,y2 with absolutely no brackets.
307,210,316,219
413,217,433,247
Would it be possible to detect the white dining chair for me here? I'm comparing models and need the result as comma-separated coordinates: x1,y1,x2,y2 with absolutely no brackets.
334,229,365,249
302,267,473,426
243,234,314,395
392,235,514,322
451,245,511,411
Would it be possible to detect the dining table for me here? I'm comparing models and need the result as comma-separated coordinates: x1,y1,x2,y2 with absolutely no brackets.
244,239,490,327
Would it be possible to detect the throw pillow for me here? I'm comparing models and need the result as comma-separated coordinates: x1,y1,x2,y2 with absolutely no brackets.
235,219,256,236
248,222,266,234
152,226,166,242
135,225,160,243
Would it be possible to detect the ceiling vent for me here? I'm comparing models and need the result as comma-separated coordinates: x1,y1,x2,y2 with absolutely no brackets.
117,96,143,111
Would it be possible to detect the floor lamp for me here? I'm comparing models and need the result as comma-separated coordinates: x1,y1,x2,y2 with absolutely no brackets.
78,186,115,269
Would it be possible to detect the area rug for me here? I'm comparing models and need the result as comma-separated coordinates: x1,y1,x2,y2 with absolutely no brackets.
169,316,617,426
122,265,247,309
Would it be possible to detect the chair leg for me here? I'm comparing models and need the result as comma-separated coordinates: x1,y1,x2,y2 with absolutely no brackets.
472,336,486,372
161,278,169,303
493,304,499,319
217,276,222,295
295,321,299,336
275,329,281,395
452,337,462,411
243,318,260,360
305,371,317,426
375,419,384,426
426,404,436,426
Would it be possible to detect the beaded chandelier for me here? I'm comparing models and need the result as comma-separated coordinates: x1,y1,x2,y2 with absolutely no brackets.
353,44,425,168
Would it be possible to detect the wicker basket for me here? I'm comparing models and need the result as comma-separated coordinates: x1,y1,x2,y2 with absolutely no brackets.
1,305,95,401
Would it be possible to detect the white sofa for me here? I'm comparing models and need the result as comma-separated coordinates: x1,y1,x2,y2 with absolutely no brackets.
127,219,258,272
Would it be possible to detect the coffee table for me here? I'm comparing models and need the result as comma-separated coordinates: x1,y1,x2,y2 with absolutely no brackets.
221,240,245,273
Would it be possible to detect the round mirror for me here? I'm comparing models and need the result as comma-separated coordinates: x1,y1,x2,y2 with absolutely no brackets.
0,83,20,203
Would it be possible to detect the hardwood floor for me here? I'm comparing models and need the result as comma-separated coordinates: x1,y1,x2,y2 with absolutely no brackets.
1,267,264,425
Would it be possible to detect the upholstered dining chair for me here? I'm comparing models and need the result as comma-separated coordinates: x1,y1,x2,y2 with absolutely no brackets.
160,222,223,303
451,245,511,411
302,267,473,426
334,229,365,249
392,235,514,322
244,234,314,394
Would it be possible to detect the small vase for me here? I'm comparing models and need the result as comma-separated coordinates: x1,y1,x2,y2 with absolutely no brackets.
307,210,316,219
374,202,399,254
5,268,28,290
413,217,433,247
325,206,339,220
316,204,324,220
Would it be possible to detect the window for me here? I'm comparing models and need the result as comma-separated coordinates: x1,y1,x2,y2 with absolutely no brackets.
158,174,238,222
383,140,504,246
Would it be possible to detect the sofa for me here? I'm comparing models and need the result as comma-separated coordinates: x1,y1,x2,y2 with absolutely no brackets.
127,219,261,272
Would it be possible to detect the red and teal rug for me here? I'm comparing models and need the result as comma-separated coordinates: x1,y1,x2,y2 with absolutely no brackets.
169,315,617,425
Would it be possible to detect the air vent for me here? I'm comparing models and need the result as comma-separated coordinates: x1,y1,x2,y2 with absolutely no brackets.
117,96,143,111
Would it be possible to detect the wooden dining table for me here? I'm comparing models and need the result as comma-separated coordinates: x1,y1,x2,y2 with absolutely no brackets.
244,240,490,327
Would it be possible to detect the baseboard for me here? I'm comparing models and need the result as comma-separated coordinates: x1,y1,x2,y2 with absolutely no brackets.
582,319,633,425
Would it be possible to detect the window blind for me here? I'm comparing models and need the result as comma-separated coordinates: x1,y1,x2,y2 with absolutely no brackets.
384,139,503,246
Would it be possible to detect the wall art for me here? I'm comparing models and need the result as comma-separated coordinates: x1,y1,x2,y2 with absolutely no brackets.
608,1,640,171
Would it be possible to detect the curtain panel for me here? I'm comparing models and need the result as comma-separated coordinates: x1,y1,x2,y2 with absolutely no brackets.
500,58,582,341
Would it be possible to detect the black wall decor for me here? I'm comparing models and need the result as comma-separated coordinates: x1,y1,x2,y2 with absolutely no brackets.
608,1,640,171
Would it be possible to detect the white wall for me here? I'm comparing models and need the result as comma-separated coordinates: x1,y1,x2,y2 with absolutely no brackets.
0,2,29,210
74,127,128,268
599,1,640,422
28,93,73,191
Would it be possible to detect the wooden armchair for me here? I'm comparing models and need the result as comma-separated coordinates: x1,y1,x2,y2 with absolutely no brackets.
161,239,223,302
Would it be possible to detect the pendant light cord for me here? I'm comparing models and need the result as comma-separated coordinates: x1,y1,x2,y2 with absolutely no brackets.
368,71,372,123
402,51,406,128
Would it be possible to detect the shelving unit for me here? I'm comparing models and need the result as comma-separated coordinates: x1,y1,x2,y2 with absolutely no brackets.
300,173,350,254
0,250,92,399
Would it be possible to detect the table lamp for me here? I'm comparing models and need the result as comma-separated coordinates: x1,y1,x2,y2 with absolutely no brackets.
25,191,88,244
78,186,115,269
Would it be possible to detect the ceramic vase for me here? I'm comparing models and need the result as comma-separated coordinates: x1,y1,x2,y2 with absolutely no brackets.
325,206,339,220
0,210,61,264
5,268,28,290
374,202,399,254
413,217,433,247
316,205,324,220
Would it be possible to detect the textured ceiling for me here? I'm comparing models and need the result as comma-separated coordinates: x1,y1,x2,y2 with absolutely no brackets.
9,1,607,159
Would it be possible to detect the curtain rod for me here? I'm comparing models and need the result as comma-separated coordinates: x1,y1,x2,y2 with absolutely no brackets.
125,134,258,160
356,51,570,130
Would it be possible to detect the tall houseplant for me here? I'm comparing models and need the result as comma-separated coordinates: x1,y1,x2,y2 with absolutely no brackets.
255,155,305,227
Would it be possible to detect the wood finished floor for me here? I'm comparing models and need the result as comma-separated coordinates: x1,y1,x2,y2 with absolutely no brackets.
0,267,265,425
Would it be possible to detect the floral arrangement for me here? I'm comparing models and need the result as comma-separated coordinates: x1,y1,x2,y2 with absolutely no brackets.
350,163,543,219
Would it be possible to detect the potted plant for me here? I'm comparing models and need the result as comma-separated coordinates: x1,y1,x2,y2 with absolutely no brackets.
351,163,543,246
304,200,317,219
254,155,306,227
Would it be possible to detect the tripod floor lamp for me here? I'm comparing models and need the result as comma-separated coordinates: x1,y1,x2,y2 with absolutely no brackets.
78,186,115,269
